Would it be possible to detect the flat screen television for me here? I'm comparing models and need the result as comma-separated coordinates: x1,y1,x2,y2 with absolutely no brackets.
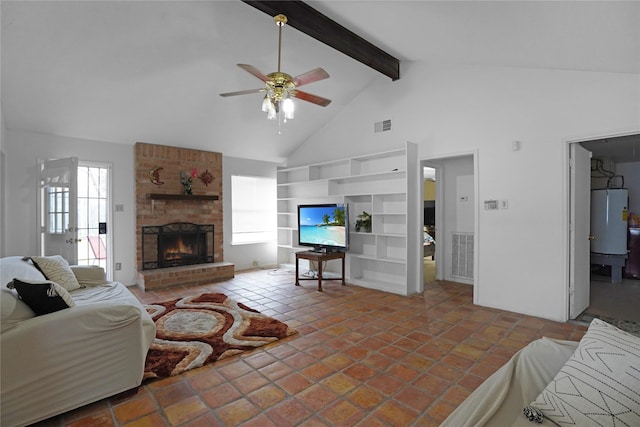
298,204,349,252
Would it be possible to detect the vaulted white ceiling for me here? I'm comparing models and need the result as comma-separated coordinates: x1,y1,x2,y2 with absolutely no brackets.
2,1,638,163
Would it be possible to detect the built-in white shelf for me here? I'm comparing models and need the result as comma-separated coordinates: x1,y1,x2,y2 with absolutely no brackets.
276,142,419,295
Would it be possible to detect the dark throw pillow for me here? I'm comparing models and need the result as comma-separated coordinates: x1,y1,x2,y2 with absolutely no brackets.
7,278,75,316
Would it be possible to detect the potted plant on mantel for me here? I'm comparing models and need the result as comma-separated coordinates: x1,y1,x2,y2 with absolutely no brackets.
180,168,198,195
355,211,372,233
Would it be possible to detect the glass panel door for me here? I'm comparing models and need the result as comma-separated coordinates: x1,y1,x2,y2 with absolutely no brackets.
40,157,78,263
76,163,111,277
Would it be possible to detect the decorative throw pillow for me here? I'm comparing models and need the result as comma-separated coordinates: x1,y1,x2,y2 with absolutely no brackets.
29,255,81,292
525,318,640,425
0,256,47,287
7,278,75,316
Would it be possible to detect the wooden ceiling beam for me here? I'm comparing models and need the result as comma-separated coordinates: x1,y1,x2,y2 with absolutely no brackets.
241,0,400,81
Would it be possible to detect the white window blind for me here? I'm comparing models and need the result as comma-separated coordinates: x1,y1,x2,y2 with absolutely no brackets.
231,175,277,244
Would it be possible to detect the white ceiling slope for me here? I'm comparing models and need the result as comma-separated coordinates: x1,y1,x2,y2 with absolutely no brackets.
2,1,639,163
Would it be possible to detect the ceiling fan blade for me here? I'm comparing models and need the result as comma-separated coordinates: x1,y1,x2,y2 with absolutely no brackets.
293,90,332,107
293,68,330,87
237,64,270,82
219,88,266,97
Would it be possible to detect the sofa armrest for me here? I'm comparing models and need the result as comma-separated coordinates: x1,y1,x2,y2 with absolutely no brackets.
1,303,149,426
441,337,579,427
70,264,108,285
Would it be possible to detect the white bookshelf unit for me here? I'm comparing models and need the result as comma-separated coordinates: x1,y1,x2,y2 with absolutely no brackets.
277,142,419,295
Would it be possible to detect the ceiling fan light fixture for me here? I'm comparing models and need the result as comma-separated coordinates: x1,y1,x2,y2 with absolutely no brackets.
261,95,271,112
283,96,294,120
219,13,331,129
266,99,278,120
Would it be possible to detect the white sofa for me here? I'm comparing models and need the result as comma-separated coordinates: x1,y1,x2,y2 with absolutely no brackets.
0,256,156,427
442,319,640,426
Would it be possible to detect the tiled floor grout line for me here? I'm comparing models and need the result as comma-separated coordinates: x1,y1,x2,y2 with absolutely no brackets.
33,269,587,427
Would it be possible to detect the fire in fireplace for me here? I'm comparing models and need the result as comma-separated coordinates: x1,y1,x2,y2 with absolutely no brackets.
142,222,214,270
161,234,200,262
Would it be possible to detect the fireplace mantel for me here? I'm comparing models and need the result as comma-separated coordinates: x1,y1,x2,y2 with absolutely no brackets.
148,193,219,201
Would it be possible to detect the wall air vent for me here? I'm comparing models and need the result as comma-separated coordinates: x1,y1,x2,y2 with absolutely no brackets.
374,119,392,133
452,232,474,279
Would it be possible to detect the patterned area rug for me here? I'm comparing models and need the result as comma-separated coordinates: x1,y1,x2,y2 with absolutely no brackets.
143,293,296,379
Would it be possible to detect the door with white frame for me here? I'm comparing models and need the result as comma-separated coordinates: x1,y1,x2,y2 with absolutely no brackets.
569,143,592,319
421,154,478,297
40,157,79,263
40,159,112,277
76,162,111,277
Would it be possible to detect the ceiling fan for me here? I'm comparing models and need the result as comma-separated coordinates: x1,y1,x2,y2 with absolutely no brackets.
219,14,331,121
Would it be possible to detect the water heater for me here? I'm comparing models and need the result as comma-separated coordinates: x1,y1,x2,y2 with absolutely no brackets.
591,189,628,255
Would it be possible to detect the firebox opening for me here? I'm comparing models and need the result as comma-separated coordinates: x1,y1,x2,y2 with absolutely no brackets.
159,233,205,267
142,222,214,270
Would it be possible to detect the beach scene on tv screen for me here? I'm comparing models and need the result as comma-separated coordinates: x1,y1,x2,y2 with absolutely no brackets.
299,206,346,246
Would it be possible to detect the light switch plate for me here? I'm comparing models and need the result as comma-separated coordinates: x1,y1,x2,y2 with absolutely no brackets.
484,200,498,210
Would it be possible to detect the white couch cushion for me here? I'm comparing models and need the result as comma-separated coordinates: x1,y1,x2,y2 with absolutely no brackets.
1,289,36,330
69,282,157,352
528,318,640,425
70,265,108,286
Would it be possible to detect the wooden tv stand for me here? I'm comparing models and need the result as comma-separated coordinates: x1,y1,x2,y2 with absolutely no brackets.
295,250,346,292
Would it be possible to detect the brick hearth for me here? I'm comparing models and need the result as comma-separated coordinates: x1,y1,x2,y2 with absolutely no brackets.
136,262,234,291
135,142,234,290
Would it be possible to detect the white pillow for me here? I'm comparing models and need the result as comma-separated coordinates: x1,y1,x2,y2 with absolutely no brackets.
527,319,640,425
29,255,81,292
1,288,36,329
0,256,47,287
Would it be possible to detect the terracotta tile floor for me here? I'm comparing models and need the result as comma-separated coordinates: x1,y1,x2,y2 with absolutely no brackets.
32,269,586,427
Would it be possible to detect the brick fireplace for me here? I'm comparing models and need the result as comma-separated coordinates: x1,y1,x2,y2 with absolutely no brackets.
135,142,234,290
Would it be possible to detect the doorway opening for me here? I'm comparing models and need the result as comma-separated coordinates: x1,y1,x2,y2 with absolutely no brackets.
569,133,640,326
420,153,477,300
423,166,436,283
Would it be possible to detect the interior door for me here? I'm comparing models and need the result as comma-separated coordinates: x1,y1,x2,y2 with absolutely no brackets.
40,157,79,263
569,144,592,319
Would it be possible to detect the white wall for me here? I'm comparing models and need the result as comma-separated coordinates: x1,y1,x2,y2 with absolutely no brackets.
3,131,282,283
222,156,278,271
0,106,6,257
287,63,640,322
3,130,137,283
617,162,640,216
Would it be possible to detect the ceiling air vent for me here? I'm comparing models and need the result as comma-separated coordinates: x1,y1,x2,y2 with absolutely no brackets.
374,119,392,133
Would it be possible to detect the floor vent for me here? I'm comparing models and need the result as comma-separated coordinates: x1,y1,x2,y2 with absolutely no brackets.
374,119,392,133
452,232,474,279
